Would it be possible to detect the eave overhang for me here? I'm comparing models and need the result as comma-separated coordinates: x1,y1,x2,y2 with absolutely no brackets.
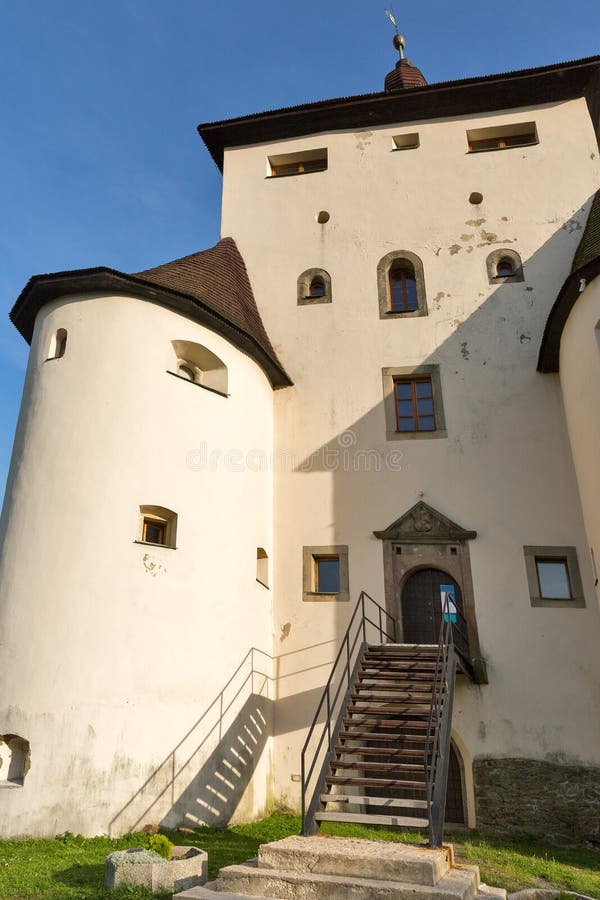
10,268,293,389
198,56,600,171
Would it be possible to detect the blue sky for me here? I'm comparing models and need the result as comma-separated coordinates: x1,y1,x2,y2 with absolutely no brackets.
0,1,598,499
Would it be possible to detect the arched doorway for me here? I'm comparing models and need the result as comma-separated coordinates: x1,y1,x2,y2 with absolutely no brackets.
401,568,468,657
446,741,466,824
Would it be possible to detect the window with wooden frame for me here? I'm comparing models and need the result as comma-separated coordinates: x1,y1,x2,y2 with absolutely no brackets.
389,260,418,313
377,250,427,319
268,148,328,178
137,505,178,549
394,377,436,432
382,365,447,440
466,122,538,153
523,546,585,608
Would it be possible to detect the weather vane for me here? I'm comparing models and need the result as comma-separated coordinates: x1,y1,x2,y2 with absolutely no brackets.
385,7,406,59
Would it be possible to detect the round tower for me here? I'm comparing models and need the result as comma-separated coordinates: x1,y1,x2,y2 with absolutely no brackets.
0,239,289,836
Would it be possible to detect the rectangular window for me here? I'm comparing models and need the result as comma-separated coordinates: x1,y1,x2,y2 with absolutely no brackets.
303,545,349,602
142,518,166,546
268,148,328,178
392,133,420,151
535,558,572,600
315,556,341,593
466,122,538,153
523,546,585,608
394,377,436,432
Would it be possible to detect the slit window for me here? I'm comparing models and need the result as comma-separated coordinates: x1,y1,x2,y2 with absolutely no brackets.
389,260,418,313
256,548,269,588
467,122,538,153
268,148,327,178
395,377,436,432
47,328,67,360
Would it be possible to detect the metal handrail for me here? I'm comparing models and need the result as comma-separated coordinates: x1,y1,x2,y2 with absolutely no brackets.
301,590,396,835
425,592,458,848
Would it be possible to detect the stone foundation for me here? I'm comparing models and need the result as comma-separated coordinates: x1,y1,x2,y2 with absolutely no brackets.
474,757,600,844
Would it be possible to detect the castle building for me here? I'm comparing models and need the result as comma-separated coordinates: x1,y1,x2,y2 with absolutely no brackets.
0,39,599,843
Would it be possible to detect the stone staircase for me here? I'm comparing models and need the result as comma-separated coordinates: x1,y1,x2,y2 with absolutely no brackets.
174,834,507,899
316,643,440,829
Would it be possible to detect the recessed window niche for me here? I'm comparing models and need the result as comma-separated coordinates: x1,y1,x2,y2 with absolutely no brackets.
486,249,524,284
137,506,178,549
0,734,30,787
256,548,269,588
47,328,67,360
169,340,228,396
297,268,332,306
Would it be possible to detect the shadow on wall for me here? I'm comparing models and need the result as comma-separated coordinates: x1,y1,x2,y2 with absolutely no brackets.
109,645,331,836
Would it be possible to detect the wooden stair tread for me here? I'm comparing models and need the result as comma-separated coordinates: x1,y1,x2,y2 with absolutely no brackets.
320,793,428,809
315,811,429,827
352,691,433,701
335,746,426,759
338,730,430,742
325,775,427,789
343,717,430,728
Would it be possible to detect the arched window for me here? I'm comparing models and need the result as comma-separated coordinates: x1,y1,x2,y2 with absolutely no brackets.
496,257,515,278
297,268,332,305
170,340,228,396
389,260,418,312
486,249,524,284
47,328,67,360
377,250,427,318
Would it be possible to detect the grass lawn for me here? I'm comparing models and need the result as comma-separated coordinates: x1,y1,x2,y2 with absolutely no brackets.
0,814,598,899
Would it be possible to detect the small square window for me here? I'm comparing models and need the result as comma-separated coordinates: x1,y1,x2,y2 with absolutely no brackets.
523,546,585,608
142,518,167,546
303,545,349,602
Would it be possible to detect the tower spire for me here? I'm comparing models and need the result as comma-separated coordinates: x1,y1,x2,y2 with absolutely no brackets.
383,9,427,91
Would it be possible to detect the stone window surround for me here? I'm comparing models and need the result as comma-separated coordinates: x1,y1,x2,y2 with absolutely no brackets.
486,248,524,284
302,545,349,602
297,268,332,306
377,249,428,319
523,545,585,608
382,364,447,441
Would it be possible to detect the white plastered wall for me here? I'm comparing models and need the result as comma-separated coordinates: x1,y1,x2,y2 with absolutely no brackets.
220,97,600,811
560,276,600,609
0,294,275,836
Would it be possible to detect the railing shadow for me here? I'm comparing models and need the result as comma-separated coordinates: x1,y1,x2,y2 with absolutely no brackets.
109,641,337,836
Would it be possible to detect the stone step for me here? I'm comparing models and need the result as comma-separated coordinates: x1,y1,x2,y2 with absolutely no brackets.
257,836,448,886
217,859,479,900
173,883,272,899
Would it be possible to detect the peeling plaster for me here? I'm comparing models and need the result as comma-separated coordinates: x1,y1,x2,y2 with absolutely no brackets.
466,218,485,226
519,333,532,344
449,244,461,255
480,230,498,243
562,217,583,233
280,622,291,641
142,554,167,577
460,233,475,242
461,342,470,360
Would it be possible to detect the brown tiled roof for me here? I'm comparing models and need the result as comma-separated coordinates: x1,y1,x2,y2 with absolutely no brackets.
384,59,427,92
538,190,600,372
198,56,600,171
135,237,280,369
10,237,292,388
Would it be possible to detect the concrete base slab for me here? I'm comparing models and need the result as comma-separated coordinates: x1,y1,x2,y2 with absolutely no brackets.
258,835,449,886
216,859,480,900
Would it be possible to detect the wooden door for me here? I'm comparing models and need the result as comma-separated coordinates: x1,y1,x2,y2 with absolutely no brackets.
401,568,464,647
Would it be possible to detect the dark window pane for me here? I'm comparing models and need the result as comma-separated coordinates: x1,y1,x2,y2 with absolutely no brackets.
144,520,166,545
416,381,433,398
397,399,414,416
417,398,434,416
536,560,571,599
316,558,340,593
418,416,436,431
395,382,413,399
404,277,418,310
399,417,416,431
390,278,405,310
309,278,325,297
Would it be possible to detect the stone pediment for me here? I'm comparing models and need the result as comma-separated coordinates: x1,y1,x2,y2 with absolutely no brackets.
373,501,477,544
